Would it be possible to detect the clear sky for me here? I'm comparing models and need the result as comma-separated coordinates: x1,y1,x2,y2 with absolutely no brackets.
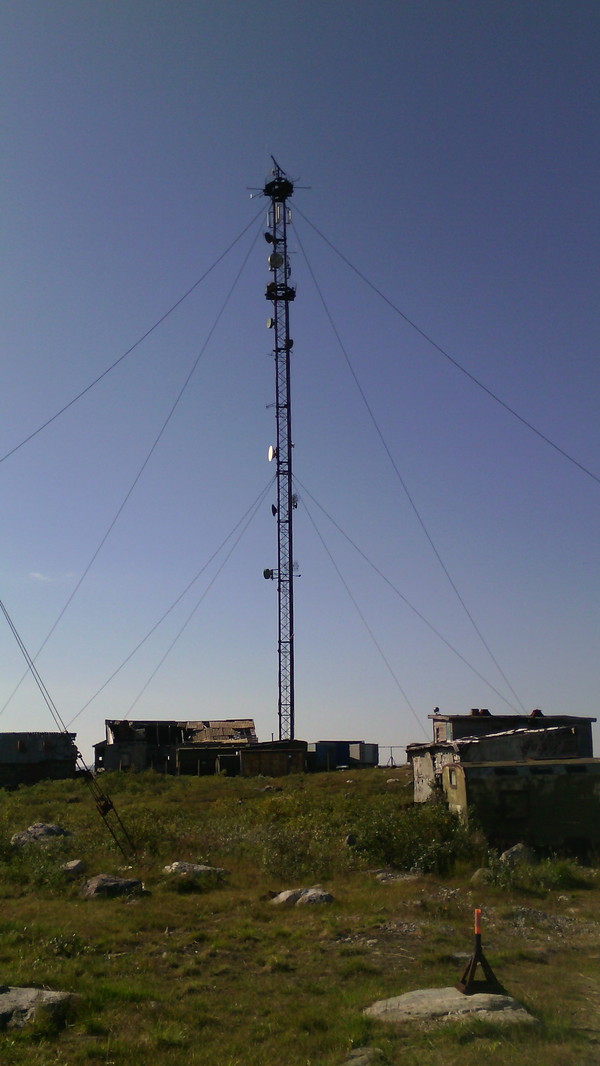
1,0,598,764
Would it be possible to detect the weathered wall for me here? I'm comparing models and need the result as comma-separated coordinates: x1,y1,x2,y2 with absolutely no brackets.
443,761,600,850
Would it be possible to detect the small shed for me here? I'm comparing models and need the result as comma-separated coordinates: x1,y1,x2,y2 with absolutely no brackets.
306,740,379,772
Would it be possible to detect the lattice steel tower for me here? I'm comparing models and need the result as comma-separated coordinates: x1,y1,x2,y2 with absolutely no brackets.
262,160,296,741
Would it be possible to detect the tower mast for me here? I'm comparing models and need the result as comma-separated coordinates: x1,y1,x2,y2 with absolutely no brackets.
263,160,296,741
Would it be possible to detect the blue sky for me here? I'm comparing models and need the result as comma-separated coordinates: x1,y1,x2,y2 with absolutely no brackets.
1,0,598,762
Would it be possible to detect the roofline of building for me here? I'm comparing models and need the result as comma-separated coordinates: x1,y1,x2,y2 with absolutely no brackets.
104,718,256,727
429,713,597,723
0,731,76,738
447,757,600,769
407,724,580,753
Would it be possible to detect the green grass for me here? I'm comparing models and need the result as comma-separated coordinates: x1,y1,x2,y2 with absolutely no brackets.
0,769,597,1064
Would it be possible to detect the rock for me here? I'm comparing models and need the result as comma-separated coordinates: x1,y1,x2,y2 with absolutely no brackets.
163,861,226,881
81,874,145,899
470,867,491,886
365,986,537,1025
270,888,306,906
0,986,76,1029
270,885,334,906
499,843,537,868
341,1049,386,1065
296,886,334,905
61,859,86,880
10,823,71,848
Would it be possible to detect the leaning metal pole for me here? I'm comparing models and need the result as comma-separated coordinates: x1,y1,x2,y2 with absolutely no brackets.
263,161,296,741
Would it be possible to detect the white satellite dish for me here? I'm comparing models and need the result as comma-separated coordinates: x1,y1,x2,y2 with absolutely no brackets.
267,445,276,462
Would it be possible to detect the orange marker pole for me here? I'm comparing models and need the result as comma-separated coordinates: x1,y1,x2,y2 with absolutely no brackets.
457,906,504,995
474,908,482,956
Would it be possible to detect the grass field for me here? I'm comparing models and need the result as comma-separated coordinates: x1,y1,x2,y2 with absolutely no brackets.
0,767,598,1065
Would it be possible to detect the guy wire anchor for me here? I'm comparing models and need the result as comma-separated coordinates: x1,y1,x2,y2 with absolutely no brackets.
456,908,507,995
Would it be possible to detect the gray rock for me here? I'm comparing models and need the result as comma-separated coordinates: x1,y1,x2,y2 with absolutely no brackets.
270,885,334,906
11,823,71,848
163,861,226,881
471,867,491,886
81,874,144,899
61,859,86,880
499,843,537,868
0,986,76,1029
365,986,537,1025
296,886,334,905
270,888,307,906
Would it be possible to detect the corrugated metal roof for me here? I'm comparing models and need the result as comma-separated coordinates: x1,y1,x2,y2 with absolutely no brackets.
0,732,76,738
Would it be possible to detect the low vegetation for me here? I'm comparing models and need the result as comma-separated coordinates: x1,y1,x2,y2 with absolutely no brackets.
0,767,597,1064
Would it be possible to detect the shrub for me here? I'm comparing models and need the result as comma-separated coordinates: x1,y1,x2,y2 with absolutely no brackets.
484,854,595,893
252,791,352,879
351,796,472,874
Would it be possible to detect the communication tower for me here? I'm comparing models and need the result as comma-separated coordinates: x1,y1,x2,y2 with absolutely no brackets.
262,160,297,741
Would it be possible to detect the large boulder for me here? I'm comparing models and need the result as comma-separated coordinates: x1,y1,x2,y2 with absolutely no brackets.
0,986,76,1029
81,874,144,899
10,823,71,848
365,987,537,1025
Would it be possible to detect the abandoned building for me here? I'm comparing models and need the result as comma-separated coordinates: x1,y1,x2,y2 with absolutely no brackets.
94,719,259,774
0,732,78,788
428,708,595,751
93,720,382,777
406,708,599,851
407,708,596,802
93,719,310,777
